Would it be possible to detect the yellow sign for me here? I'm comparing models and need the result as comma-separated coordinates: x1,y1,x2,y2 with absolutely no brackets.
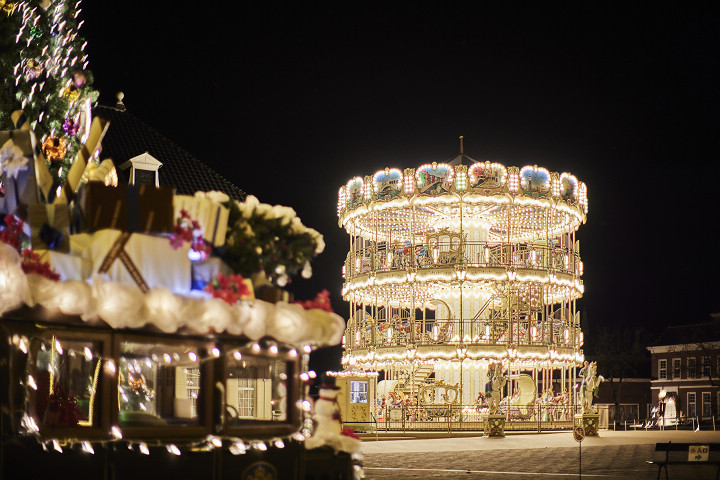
688,445,709,462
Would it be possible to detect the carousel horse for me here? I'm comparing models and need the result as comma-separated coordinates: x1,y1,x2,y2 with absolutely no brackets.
475,391,488,413
387,391,407,407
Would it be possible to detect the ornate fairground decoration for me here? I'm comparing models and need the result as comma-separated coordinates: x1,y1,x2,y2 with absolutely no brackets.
416,163,454,195
346,177,364,209
468,161,507,190
560,173,578,201
373,168,403,201
519,165,551,195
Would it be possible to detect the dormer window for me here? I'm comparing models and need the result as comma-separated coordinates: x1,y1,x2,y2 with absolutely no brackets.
118,152,163,187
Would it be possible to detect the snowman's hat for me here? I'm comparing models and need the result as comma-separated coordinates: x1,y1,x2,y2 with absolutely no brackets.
319,373,340,390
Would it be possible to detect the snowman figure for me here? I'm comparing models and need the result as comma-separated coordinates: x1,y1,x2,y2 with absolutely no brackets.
305,374,361,454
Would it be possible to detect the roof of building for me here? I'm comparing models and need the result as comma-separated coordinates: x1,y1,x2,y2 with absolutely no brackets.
94,98,246,201
650,317,720,347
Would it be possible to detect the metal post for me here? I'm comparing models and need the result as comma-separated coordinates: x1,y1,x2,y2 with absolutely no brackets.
579,441,582,480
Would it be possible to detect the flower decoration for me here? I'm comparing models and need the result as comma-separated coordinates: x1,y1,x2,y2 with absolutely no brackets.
42,136,67,162
62,118,79,135
21,248,59,281
221,195,325,285
0,138,29,179
294,289,333,312
23,59,42,79
169,209,211,259
0,214,23,250
205,273,253,305
0,214,59,281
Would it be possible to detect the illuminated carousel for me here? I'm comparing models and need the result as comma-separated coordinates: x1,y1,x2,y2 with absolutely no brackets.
337,142,589,427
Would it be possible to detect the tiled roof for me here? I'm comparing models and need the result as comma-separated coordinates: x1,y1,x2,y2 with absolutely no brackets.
94,103,246,201
650,320,720,347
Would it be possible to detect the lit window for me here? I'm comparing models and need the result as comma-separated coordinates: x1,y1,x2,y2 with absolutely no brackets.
703,392,712,417
118,341,203,427
687,392,696,418
659,359,667,380
688,358,697,379
32,336,103,428
225,350,288,423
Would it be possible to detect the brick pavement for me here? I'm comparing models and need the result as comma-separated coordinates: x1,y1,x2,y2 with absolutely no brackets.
361,430,720,479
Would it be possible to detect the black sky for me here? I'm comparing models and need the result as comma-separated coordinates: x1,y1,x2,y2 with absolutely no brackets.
80,3,720,367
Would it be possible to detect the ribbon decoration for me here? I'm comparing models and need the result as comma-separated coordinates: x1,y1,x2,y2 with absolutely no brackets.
29,203,70,252
6,111,54,202
39,223,63,250
98,231,150,293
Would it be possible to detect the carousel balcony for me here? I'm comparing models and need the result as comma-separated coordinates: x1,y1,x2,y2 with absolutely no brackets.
343,240,582,281
344,317,584,351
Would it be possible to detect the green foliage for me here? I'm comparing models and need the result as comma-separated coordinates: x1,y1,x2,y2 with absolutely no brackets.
0,0,99,197
220,197,323,285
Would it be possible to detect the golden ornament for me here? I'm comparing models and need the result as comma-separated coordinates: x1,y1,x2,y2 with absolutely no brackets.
42,136,67,162
1,0,17,16
61,86,80,102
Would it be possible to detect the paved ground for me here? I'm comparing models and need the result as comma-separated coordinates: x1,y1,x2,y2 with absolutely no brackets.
361,430,720,479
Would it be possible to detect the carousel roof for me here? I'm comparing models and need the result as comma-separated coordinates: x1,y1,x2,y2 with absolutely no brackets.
446,152,480,167
95,98,246,201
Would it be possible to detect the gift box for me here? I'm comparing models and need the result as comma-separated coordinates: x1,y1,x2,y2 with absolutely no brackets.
191,256,233,291
0,129,53,219
83,229,191,294
75,181,126,231
76,182,175,234
57,116,110,202
29,203,71,253
34,248,92,281
174,194,229,247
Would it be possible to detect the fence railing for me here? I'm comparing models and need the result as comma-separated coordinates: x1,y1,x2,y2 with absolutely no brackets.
345,241,582,279
352,403,580,433
345,407,720,434
348,318,582,349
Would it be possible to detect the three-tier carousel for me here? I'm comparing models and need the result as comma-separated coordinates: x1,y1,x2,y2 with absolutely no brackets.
336,144,589,426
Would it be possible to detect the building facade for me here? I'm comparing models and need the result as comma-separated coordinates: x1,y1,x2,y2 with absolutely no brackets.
647,318,720,424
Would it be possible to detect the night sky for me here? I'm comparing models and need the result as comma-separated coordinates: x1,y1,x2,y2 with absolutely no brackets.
81,4,719,369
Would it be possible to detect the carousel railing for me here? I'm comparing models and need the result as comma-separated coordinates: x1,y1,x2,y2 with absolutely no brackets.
344,241,581,279
346,317,582,349
368,402,579,432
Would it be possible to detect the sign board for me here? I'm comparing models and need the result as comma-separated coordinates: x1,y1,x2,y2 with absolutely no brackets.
573,425,585,443
689,445,709,462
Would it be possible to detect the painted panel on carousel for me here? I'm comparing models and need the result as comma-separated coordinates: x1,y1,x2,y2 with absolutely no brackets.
519,166,550,196
416,163,454,195
373,168,403,201
560,173,578,201
346,177,364,209
468,162,507,190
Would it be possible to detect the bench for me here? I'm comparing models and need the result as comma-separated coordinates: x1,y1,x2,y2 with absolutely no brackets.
647,441,720,479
